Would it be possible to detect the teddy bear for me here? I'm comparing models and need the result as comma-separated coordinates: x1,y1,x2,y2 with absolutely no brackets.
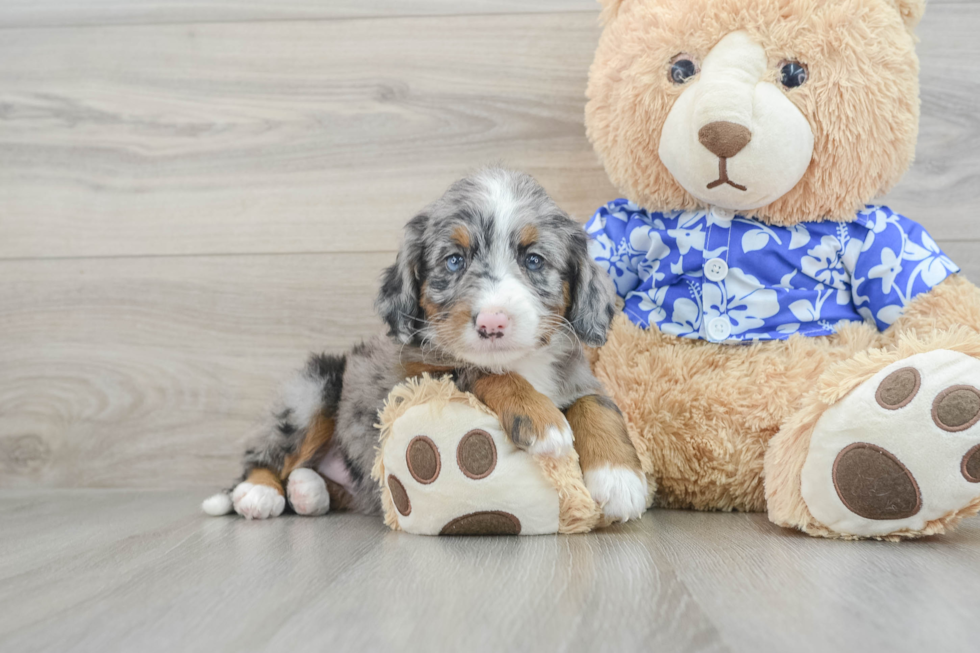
580,0,980,539
375,0,980,540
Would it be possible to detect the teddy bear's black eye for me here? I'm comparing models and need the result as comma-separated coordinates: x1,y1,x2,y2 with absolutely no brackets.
780,61,808,88
669,56,699,84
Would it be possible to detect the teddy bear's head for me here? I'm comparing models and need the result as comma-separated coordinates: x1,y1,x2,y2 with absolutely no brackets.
586,0,924,225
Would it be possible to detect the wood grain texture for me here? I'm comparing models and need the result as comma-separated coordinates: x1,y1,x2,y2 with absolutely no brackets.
0,252,389,489
0,0,966,29
1,490,978,653
1,242,976,490
1,1,979,492
1,5,976,261
0,0,600,29
0,12,616,260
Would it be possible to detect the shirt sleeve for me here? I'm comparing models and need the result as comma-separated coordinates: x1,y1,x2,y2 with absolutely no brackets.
849,207,960,330
584,200,642,300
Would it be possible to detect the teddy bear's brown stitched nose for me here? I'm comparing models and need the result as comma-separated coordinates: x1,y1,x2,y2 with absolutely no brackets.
698,121,752,159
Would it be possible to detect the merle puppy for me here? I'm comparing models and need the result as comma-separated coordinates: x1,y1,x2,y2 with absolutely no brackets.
203,168,647,522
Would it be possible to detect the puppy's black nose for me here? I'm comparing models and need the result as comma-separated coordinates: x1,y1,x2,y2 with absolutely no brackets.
698,121,752,159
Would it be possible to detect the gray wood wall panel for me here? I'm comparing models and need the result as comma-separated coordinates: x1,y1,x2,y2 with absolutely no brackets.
0,13,615,260
0,2,977,490
1,6,975,261
0,0,601,28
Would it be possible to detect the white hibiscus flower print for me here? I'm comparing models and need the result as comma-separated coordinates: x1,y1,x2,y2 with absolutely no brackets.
660,297,702,338
637,286,669,324
903,231,958,287
666,226,705,255
788,224,810,250
868,247,902,295
800,235,844,287
702,268,780,335
628,227,670,284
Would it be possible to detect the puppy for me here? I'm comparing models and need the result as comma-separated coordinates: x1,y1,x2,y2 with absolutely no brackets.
202,168,647,522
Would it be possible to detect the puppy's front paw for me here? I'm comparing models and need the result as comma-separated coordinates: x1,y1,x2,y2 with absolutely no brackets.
584,465,648,523
231,481,286,520
527,421,574,458
286,468,330,516
505,410,574,458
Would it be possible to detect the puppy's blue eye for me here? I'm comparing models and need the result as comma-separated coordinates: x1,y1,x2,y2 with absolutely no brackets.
446,254,465,272
525,253,544,271
780,61,808,88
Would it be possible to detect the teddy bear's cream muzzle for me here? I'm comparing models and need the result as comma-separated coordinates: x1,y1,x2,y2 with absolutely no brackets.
659,31,815,212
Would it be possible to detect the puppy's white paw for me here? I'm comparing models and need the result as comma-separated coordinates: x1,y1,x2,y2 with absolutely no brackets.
287,468,330,516
584,465,648,523
201,492,233,516
528,419,574,458
231,481,285,520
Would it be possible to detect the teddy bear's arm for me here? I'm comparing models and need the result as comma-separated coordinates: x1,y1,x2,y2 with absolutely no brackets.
884,275,980,342
847,210,963,331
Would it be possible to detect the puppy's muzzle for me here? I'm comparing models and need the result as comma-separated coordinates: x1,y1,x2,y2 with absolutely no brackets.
475,311,510,341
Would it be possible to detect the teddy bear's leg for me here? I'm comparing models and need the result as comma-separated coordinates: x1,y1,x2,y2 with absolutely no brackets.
766,278,980,539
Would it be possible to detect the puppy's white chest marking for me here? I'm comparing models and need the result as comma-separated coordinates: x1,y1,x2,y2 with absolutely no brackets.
507,349,559,403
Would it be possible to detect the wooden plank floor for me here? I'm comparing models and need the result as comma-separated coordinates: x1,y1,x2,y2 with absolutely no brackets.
1,490,978,653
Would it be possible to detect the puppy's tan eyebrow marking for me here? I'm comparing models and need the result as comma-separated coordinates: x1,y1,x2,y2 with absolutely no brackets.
519,224,538,248
451,225,471,249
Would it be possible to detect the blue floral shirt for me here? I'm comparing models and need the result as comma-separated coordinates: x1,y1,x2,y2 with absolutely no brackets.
585,200,959,343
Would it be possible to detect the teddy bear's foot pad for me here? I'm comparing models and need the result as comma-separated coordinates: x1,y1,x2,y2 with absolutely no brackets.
440,511,522,535
802,350,980,537
382,401,560,535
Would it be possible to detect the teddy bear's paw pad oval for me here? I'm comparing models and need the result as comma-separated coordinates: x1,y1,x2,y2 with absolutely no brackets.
962,445,980,483
801,350,980,538
407,436,441,484
932,385,980,432
457,429,497,479
439,511,521,536
388,474,411,516
875,367,920,409
383,402,561,535
832,443,921,520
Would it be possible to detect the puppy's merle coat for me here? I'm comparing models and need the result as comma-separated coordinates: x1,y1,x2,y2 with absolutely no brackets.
203,168,647,522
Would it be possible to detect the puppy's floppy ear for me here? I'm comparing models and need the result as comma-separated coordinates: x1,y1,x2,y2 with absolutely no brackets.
376,213,428,344
567,229,617,347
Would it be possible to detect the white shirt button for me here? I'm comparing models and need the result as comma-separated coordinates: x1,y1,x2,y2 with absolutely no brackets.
710,206,735,220
704,258,729,282
708,316,732,341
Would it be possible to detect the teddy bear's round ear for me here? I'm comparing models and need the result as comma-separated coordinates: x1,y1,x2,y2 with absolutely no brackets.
597,0,627,24
886,0,925,33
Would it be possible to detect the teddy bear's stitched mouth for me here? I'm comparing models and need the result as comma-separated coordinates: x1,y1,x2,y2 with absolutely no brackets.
706,158,747,192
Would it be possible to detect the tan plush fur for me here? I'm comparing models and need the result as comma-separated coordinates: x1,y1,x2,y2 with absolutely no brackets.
594,275,980,536
593,313,879,512
373,375,602,534
587,0,921,225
